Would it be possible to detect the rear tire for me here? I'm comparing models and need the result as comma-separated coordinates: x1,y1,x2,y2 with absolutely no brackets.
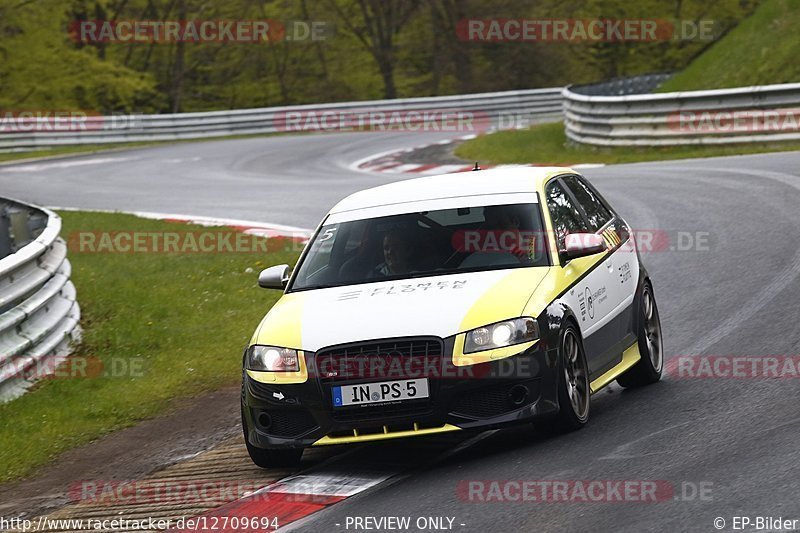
241,404,303,468
617,283,663,388
539,322,591,433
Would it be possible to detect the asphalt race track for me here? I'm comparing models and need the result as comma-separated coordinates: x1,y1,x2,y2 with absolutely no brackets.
0,132,461,228
2,133,799,532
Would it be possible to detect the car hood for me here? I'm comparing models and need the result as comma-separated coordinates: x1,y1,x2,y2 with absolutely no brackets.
253,268,551,352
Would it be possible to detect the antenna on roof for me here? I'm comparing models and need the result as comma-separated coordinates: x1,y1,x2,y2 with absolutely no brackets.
472,162,481,171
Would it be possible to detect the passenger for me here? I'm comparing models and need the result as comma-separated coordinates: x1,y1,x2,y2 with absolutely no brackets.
483,205,522,233
482,205,531,259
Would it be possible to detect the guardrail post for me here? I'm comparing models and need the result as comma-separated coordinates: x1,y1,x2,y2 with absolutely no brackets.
27,211,48,236
8,207,32,252
0,205,11,259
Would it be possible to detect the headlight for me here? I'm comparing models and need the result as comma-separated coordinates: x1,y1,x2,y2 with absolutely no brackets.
246,345,300,372
464,317,539,354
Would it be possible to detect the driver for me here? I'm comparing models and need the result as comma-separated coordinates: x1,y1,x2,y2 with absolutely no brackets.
373,229,416,277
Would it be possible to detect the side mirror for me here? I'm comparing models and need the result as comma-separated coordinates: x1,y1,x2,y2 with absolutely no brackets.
258,264,290,289
563,233,606,260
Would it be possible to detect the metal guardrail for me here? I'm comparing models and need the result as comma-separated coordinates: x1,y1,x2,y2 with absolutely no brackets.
0,198,80,402
0,88,564,151
7,75,800,150
567,73,673,97
563,76,800,146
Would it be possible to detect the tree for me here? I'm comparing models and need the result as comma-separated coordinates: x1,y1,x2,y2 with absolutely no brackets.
326,0,421,99
427,0,472,94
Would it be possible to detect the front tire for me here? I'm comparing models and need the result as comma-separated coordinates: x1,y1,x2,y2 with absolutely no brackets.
241,404,303,468
548,322,591,432
617,282,663,388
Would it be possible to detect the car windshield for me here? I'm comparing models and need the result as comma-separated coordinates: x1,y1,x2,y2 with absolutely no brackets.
289,203,549,291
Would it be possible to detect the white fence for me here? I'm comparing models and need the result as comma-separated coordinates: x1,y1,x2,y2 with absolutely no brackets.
0,199,80,401
0,88,564,151
5,75,799,150
563,77,800,146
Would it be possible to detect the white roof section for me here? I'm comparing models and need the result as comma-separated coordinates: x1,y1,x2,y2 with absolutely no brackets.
330,166,572,215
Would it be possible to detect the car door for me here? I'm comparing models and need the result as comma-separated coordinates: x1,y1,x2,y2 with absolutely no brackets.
545,177,628,378
560,175,639,372
544,178,610,376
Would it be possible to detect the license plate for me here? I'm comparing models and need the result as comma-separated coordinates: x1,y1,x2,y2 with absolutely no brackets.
332,378,429,407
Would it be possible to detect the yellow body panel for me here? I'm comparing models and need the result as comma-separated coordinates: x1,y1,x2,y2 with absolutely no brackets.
312,423,461,446
457,268,549,332
249,292,308,383
251,292,304,348
521,254,605,319
452,267,548,366
589,342,642,393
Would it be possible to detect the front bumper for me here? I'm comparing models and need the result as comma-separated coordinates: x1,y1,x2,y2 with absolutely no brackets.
242,337,560,449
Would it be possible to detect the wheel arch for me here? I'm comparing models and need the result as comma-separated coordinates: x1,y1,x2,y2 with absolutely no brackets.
632,265,654,340
540,299,583,389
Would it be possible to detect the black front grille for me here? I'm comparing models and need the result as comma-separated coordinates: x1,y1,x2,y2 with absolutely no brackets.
451,384,512,419
263,409,318,438
331,401,431,422
315,338,443,383
450,379,539,420
314,337,443,422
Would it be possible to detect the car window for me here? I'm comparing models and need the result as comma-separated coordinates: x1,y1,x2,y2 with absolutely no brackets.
545,180,590,250
289,203,549,291
562,175,613,231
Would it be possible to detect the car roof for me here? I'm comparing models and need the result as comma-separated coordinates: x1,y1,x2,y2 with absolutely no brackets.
330,166,574,214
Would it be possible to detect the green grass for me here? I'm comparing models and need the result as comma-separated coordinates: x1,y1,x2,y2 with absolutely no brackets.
0,132,290,164
659,0,800,91
0,211,299,483
455,122,800,166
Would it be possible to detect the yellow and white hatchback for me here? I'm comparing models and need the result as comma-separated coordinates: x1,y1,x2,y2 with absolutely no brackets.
241,167,663,467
